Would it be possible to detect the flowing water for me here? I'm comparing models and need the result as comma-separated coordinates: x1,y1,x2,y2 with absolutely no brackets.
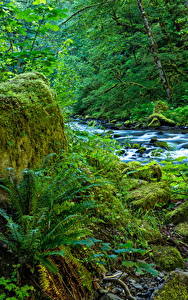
70,120,188,163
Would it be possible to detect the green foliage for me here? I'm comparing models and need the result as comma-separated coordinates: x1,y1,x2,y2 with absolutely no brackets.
0,167,96,273
166,105,188,126
162,158,188,200
68,0,188,122
0,266,34,300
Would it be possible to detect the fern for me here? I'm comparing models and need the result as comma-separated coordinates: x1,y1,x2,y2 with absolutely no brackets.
0,168,96,273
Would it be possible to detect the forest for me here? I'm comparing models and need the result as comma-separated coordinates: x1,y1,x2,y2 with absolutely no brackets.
0,0,188,299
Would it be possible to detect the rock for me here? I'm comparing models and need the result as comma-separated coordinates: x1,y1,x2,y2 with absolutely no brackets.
175,222,188,239
123,162,162,182
0,72,66,174
135,220,162,242
166,200,188,224
150,138,170,150
128,182,170,209
152,246,184,271
132,144,141,149
148,113,176,127
136,147,147,154
152,270,188,300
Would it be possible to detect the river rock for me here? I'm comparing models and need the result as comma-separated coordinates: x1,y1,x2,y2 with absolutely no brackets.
0,72,66,174
152,270,188,300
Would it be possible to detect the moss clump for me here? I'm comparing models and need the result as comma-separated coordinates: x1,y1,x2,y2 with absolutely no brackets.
133,220,162,243
127,182,170,209
137,146,146,154
153,271,188,300
148,113,176,127
123,162,162,182
175,222,188,238
152,246,184,271
151,140,170,150
166,201,188,224
0,72,66,174
154,101,169,114
132,143,140,149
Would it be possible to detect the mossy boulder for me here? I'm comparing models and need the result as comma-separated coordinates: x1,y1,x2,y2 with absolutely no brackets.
123,162,162,182
135,220,162,243
175,222,188,239
137,146,146,154
153,270,188,300
148,113,176,127
152,246,184,271
166,201,188,224
127,182,170,209
0,72,66,173
150,138,170,150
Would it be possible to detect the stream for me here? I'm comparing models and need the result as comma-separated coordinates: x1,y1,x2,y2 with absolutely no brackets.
70,119,188,163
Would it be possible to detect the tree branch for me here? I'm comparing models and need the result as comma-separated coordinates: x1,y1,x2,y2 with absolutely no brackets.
60,1,113,26
59,4,100,26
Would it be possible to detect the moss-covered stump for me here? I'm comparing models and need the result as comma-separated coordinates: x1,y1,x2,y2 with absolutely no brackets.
152,246,184,271
0,72,66,173
127,182,170,209
166,201,188,224
123,162,162,182
153,270,188,300
148,113,176,127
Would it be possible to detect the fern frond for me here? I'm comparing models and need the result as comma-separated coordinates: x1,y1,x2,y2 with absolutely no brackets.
38,264,51,292
37,256,59,273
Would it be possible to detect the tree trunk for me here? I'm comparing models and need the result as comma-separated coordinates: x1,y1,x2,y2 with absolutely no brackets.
137,0,171,100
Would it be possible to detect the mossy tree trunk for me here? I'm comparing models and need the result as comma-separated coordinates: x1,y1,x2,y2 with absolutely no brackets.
137,0,171,100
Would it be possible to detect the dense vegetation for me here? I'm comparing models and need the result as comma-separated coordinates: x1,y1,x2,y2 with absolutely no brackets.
0,0,188,299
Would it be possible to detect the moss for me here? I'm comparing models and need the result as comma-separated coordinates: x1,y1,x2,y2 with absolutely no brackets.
153,271,188,300
123,162,162,182
148,113,175,127
132,144,140,149
148,117,161,127
0,72,66,174
152,246,184,271
166,201,188,224
153,141,170,150
127,182,170,209
137,146,146,154
134,220,162,243
154,101,169,114
175,222,188,238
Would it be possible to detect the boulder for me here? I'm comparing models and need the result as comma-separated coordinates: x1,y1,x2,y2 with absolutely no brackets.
152,270,188,300
152,246,184,271
175,222,188,239
123,162,162,182
166,201,188,224
0,72,66,174
127,182,170,209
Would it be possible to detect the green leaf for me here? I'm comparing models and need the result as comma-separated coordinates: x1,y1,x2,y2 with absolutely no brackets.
41,250,65,257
